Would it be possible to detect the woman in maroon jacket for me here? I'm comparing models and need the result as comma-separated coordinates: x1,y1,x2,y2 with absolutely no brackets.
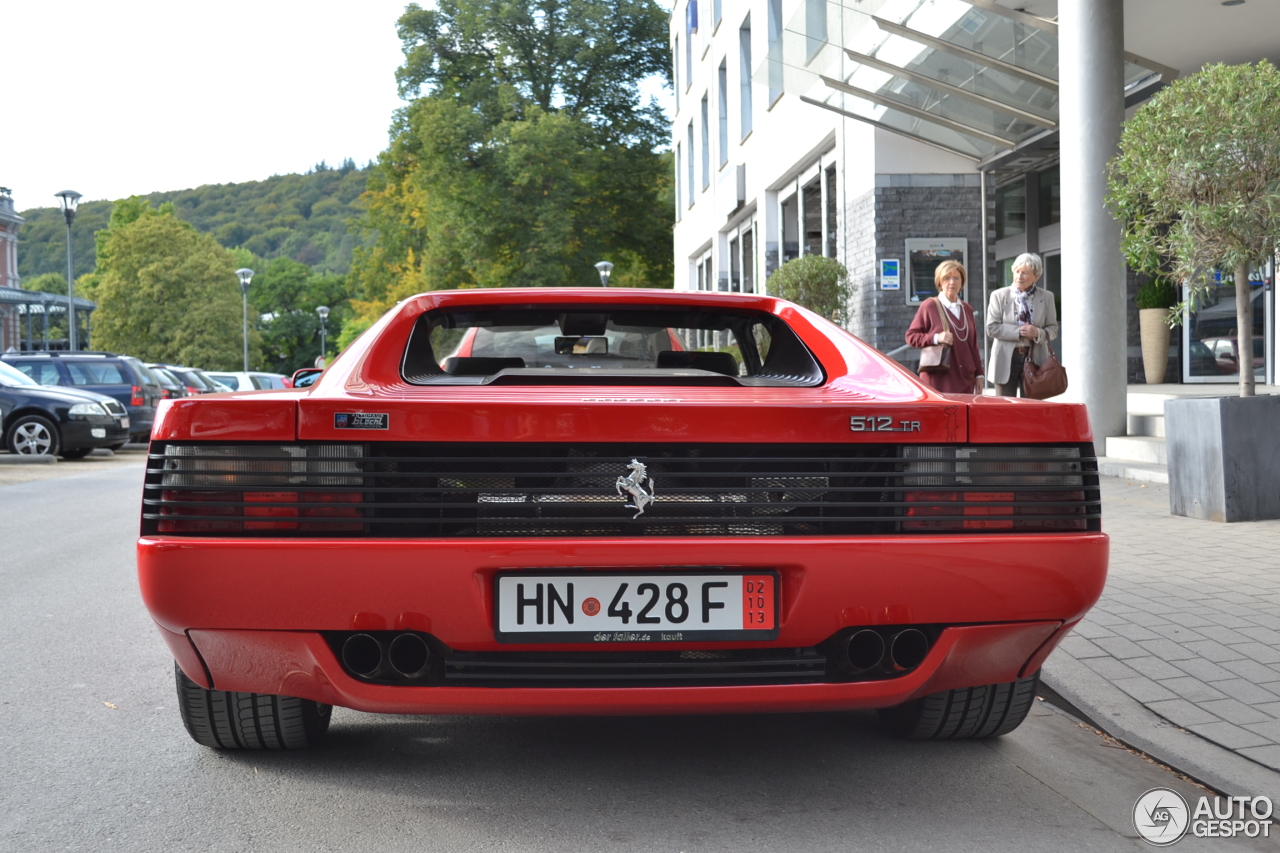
905,260,984,394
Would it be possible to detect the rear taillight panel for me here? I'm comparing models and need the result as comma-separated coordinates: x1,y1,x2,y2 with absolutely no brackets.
142,442,1099,538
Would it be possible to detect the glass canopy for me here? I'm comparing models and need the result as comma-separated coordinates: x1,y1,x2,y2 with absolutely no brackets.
763,0,1174,165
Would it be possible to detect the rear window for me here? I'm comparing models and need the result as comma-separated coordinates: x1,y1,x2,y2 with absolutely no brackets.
9,361,63,386
402,305,822,387
65,361,128,385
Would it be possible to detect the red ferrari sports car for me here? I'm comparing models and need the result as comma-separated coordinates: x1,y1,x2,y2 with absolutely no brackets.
137,288,1107,749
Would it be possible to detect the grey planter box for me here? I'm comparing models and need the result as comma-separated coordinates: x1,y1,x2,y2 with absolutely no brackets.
1165,395,1280,522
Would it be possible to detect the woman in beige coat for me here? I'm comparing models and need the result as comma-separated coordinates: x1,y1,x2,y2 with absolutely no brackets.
985,253,1059,397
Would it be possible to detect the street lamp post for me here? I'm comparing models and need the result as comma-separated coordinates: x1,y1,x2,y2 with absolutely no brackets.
236,268,254,371
594,261,614,287
55,191,82,350
316,305,330,366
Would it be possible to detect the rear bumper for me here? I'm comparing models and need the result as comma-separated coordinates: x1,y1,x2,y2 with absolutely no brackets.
138,533,1107,713
180,621,1060,715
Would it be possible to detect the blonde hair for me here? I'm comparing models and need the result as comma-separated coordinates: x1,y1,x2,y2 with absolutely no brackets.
934,260,967,289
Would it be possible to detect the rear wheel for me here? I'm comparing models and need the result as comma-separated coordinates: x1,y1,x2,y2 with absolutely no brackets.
175,663,332,749
6,414,60,457
878,670,1039,739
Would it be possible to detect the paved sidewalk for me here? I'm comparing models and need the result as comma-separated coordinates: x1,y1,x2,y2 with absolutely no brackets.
1043,475,1280,797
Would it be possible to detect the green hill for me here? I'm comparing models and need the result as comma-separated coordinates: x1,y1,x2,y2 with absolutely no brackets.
17,161,372,281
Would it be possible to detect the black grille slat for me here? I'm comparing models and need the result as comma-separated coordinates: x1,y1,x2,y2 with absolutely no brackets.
143,441,1102,537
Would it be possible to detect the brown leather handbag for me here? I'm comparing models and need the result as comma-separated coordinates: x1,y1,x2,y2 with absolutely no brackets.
1022,339,1069,399
917,299,952,374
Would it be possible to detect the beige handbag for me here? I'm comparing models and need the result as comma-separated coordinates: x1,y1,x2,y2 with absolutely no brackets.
918,298,952,374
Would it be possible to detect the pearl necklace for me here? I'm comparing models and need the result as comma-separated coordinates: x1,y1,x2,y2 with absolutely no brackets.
941,298,970,342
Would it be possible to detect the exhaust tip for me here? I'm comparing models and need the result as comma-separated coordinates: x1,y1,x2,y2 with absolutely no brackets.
388,633,432,679
342,633,385,678
842,629,887,674
888,628,929,671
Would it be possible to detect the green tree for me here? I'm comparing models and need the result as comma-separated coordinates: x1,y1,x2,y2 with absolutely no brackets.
348,0,673,334
22,272,66,295
1108,61,1280,397
768,256,854,325
249,256,357,372
83,198,259,369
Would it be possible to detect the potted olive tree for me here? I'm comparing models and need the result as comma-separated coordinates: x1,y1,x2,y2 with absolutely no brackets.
1109,61,1280,521
1135,276,1178,384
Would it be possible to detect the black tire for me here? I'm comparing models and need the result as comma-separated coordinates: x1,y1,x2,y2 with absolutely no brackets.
878,670,1040,739
174,663,332,749
6,414,61,457
60,448,91,460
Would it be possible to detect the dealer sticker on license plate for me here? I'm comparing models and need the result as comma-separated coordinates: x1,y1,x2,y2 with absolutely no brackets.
495,571,778,643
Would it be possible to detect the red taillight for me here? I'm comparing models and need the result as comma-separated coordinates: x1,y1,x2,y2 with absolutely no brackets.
186,386,200,394
903,490,1085,532
130,385,145,406
158,490,363,533
160,388,172,399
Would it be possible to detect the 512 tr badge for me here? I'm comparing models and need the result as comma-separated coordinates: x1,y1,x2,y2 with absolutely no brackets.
850,416,922,433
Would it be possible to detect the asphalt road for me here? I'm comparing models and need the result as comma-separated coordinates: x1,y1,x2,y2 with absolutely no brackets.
1,461,1274,852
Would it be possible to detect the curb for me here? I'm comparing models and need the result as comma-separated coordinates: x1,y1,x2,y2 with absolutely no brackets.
1042,653,1280,798
0,453,57,465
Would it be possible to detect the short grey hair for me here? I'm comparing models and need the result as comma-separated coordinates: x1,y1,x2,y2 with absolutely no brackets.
1012,252,1043,278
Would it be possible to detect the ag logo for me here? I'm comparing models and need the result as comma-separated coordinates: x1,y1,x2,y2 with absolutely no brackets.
1134,787,1190,846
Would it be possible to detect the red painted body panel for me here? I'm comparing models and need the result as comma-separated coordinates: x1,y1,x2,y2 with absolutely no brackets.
138,535,1106,641
154,622,212,689
152,393,299,442
185,621,1058,715
138,288,1108,715
967,394,1094,444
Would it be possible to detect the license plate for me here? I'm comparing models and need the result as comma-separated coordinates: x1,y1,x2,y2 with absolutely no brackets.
495,571,778,643
120,417,130,429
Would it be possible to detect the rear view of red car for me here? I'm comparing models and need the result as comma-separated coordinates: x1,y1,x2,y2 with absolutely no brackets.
137,288,1107,749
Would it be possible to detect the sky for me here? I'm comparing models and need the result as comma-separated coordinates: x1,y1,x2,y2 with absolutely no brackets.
3,1,673,215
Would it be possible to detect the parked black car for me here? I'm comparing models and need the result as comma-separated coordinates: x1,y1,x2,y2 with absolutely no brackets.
0,361,130,458
154,364,219,395
0,351,162,443
146,365,190,399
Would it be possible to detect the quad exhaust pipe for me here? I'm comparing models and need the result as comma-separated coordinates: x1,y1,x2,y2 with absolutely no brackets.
341,632,433,681
837,627,931,676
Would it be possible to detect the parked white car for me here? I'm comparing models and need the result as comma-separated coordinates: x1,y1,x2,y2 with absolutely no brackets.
203,371,291,392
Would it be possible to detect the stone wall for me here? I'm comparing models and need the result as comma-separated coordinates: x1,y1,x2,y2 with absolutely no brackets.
843,174,988,364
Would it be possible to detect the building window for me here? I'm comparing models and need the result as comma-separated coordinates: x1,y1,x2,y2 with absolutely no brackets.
781,195,799,263
1039,166,1061,227
717,61,729,167
675,143,682,222
768,0,783,105
730,235,741,292
687,122,696,208
803,178,822,256
742,226,755,294
700,94,710,189
994,181,1027,240
696,252,713,292
713,0,722,30
739,17,753,139
673,36,680,113
806,0,827,62
685,10,694,92
825,165,838,259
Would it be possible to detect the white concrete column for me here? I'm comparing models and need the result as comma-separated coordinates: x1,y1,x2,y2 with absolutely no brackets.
1059,0,1127,440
